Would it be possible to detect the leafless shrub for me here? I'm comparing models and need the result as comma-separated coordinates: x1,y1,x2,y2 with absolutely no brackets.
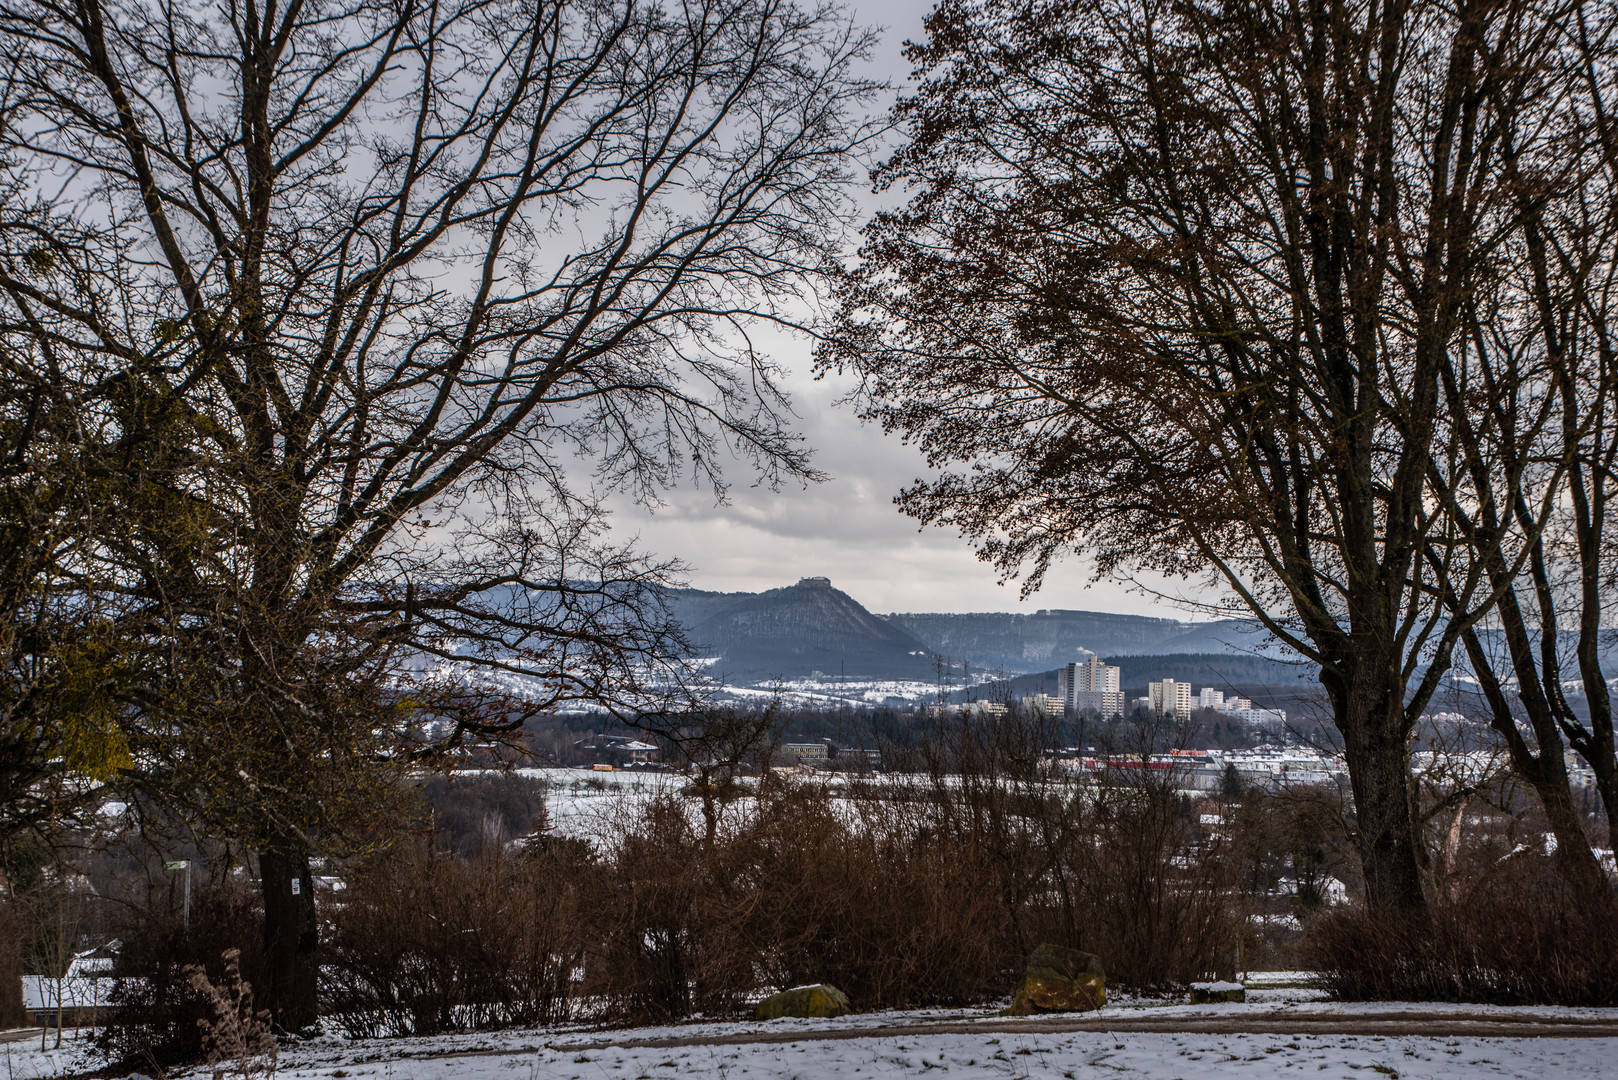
584,783,1008,1023
894,710,1242,991
97,879,267,1071
580,709,1240,1020
321,842,591,1037
322,710,1244,1032
186,950,276,1080
1309,856,1618,1005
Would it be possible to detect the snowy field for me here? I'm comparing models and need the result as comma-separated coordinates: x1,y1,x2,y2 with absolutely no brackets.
514,768,915,844
513,767,682,841
9,984,1618,1080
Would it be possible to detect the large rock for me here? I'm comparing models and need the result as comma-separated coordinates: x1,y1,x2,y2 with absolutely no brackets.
755,983,851,1020
1190,981,1246,1003
1008,944,1106,1015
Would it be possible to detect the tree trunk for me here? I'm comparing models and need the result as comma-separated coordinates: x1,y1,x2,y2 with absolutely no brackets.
1330,667,1428,914
1593,762,1618,855
1482,721,1607,896
1342,723,1428,912
259,841,318,1032
1460,629,1609,894
1537,780,1607,895
1572,606,1618,852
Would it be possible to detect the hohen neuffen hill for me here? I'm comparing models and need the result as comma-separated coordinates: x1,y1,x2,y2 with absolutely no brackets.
659,579,1278,683
668,577,938,683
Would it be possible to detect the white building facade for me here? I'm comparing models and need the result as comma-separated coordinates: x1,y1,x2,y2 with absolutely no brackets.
1148,678,1193,720
1057,657,1125,717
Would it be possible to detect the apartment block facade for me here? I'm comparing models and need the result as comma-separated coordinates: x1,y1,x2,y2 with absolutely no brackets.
1057,657,1125,718
1147,678,1193,720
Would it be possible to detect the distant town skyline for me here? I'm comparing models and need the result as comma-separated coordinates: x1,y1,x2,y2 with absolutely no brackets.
604,0,1210,619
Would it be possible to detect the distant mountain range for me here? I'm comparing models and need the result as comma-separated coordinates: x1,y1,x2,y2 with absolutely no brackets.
886,610,1273,674
663,578,1288,684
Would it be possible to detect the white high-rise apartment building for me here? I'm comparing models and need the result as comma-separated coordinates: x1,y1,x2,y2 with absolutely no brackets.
1148,678,1193,720
1195,687,1225,709
1057,657,1124,717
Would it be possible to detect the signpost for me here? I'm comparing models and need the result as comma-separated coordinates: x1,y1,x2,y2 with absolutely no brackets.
164,860,191,930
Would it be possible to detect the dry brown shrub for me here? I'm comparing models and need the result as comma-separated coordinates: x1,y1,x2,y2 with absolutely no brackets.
320,711,1245,1033
97,878,268,1071
320,840,592,1037
582,712,1238,1022
728,784,1009,1007
186,949,277,1080
899,710,1242,992
583,783,1009,1023
1308,862,1618,1005
583,796,709,1021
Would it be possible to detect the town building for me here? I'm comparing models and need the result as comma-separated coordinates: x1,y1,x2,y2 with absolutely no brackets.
779,742,830,766
1023,693,1064,716
1057,657,1125,718
22,942,118,1028
1215,700,1287,727
832,746,883,772
1148,678,1193,720
573,734,660,768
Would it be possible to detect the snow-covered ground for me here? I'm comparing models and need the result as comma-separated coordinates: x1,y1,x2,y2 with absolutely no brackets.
513,767,683,842
515,768,913,846
464,1028,1612,1080
9,983,1618,1080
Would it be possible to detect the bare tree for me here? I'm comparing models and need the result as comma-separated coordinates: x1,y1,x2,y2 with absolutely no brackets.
821,0,1616,911
0,0,878,1026
1417,21,1618,875
654,698,784,851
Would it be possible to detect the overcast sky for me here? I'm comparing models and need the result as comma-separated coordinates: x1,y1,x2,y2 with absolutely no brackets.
605,0,1201,618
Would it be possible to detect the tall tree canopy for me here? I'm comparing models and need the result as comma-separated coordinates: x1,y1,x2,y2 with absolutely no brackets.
0,0,878,1024
824,0,1618,908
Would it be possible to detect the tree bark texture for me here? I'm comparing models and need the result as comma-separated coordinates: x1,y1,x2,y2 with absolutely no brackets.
259,843,318,1032
1325,663,1428,911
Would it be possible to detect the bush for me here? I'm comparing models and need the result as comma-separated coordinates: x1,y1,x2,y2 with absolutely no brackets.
579,724,1239,1024
1308,867,1618,1005
188,948,277,1080
289,790,991,1036
97,879,268,1071
174,713,1245,1042
320,841,591,1037
898,712,1241,993
584,785,1010,1023
1035,771,1240,990
732,787,1009,1008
